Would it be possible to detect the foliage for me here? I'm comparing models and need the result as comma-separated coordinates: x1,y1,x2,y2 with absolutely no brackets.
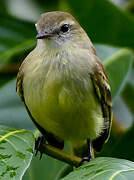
61,157,134,180
0,0,134,179
0,125,34,179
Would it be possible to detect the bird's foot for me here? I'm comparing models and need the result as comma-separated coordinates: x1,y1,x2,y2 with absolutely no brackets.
35,136,46,160
79,156,92,166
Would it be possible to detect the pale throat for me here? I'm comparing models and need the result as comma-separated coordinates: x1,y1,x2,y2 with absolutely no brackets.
36,33,90,54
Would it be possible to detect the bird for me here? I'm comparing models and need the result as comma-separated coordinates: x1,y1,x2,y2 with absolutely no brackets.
16,11,112,164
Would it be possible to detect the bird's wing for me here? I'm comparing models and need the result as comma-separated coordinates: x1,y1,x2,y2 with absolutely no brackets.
90,56,112,152
16,64,24,101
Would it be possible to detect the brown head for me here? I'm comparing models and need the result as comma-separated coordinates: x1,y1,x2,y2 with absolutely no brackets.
35,11,91,48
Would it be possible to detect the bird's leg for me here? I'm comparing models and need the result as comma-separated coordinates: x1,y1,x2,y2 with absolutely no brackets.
79,139,93,165
35,136,82,167
87,139,93,161
35,136,46,160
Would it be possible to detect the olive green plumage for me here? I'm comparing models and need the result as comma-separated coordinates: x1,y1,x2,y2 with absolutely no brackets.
17,11,112,158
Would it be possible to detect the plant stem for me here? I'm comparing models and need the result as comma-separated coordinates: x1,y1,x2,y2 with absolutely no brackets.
40,143,82,167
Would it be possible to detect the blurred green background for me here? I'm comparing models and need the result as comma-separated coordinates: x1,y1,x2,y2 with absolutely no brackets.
1,0,134,179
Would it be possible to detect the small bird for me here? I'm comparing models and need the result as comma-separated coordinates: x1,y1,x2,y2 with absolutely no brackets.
17,11,112,163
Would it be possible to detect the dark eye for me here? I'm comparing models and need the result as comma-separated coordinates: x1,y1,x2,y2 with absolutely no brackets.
60,24,69,33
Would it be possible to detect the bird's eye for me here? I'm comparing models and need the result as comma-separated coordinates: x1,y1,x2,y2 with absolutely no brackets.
60,24,70,33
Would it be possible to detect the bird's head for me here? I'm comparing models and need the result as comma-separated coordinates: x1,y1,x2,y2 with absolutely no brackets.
36,11,90,49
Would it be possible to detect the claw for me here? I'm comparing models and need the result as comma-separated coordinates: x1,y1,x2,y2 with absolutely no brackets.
79,156,92,166
35,136,46,159
39,152,43,160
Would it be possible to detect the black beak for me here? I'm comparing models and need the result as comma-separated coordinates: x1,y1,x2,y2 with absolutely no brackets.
36,30,53,39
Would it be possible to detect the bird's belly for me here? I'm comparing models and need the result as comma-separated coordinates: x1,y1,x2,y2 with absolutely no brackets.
24,73,104,142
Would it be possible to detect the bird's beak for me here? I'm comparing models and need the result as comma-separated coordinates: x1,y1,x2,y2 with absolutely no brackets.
36,30,53,39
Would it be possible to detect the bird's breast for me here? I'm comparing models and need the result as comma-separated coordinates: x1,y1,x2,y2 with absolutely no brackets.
23,51,104,141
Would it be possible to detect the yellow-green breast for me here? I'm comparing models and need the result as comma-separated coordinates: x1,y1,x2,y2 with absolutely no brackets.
23,48,104,143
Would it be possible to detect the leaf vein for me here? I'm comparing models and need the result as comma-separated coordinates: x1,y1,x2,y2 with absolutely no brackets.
0,129,26,142
109,169,134,180
89,169,113,180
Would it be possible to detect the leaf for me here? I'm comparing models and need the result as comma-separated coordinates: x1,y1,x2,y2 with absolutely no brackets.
34,0,60,11
62,157,134,180
64,0,134,48
0,13,35,55
0,0,7,14
0,125,34,179
95,44,120,61
110,124,134,162
104,49,133,100
0,13,36,87
122,83,134,114
23,155,65,180
55,165,73,180
0,79,34,130
0,74,15,88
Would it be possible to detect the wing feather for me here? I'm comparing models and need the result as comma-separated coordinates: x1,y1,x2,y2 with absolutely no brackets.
16,65,24,101
91,56,112,152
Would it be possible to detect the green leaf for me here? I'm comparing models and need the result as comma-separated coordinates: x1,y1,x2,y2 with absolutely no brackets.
34,0,60,11
95,44,120,61
55,165,73,180
104,49,133,99
0,125,34,179
0,13,35,55
0,75,14,88
64,0,134,48
122,83,134,114
110,124,134,162
23,155,65,180
0,79,34,130
0,13,36,87
62,157,134,180
0,0,7,14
